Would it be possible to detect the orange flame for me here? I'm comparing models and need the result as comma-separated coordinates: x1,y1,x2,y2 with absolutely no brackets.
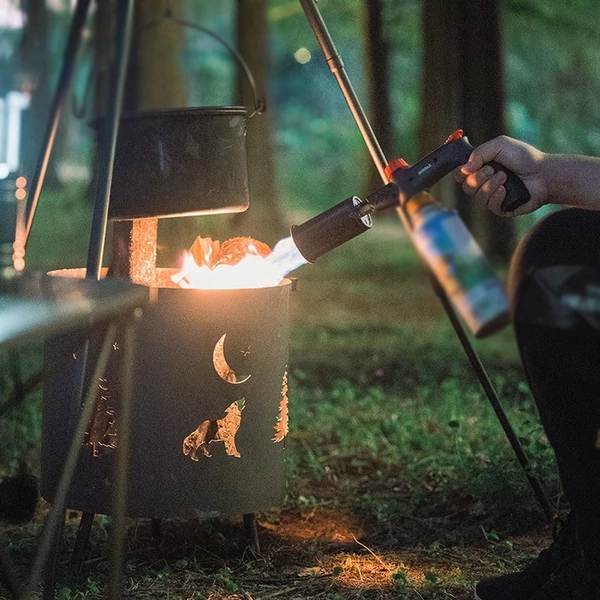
172,236,285,290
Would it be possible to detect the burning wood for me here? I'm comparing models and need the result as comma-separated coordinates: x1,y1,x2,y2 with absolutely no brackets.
188,236,270,269
215,237,271,266
172,235,284,290
189,236,221,268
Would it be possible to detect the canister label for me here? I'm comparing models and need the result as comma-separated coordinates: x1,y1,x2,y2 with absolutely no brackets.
413,211,510,336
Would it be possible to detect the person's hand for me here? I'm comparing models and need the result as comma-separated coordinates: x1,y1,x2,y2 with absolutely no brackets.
452,135,549,216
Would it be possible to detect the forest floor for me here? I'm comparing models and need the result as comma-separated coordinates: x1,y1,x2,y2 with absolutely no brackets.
1,208,562,599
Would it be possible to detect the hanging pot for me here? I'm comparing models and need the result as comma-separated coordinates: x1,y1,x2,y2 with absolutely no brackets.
107,105,253,220
89,17,265,220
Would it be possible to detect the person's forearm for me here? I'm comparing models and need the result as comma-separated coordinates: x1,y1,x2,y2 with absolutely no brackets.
541,153,600,210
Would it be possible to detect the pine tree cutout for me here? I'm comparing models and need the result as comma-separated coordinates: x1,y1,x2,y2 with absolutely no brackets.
272,371,289,443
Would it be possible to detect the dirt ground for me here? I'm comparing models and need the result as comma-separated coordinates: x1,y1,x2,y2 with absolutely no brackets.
0,472,555,600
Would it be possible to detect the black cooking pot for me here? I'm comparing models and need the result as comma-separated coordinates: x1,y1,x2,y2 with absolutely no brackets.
93,17,265,220
106,106,251,220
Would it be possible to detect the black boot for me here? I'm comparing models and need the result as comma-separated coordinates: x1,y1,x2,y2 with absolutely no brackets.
529,554,600,600
474,514,579,600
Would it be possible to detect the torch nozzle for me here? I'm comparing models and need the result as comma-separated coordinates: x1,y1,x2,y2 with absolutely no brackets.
291,195,373,263
275,183,399,269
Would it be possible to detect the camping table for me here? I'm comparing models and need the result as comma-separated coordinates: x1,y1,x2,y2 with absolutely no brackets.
0,272,147,600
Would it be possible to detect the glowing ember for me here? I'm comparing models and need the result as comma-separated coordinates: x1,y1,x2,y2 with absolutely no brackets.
172,235,307,290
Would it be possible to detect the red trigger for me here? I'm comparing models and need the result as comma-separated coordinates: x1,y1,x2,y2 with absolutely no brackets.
445,129,464,143
384,157,409,180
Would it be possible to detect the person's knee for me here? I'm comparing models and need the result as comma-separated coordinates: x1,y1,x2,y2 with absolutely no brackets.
508,208,600,312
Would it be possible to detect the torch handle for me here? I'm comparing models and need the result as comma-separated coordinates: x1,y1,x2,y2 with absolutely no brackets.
387,135,531,212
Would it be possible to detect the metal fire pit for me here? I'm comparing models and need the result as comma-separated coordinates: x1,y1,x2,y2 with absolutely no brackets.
42,271,291,519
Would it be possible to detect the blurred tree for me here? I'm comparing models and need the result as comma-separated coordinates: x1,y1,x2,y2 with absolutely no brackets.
383,0,421,163
99,0,190,271
131,0,187,111
503,0,600,158
232,0,285,246
267,0,371,213
420,0,514,260
418,0,462,212
363,0,394,194
92,0,113,119
134,0,189,264
18,0,53,181
460,0,514,258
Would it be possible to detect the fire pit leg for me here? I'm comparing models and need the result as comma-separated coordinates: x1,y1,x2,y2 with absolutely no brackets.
151,519,162,541
70,512,95,574
243,513,260,554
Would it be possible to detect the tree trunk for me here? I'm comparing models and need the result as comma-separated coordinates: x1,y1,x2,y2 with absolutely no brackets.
459,0,514,259
92,0,112,120
418,0,463,210
232,0,284,247
419,0,514,259
135,0,193,264
18,0,52,182
104,0,189,273
363,0,394,193
132,0,187,111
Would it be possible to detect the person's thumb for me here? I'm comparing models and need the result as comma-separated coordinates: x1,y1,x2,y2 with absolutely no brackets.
460,137,507,175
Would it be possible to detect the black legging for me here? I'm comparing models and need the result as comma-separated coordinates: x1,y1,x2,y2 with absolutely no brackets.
509,208,600,572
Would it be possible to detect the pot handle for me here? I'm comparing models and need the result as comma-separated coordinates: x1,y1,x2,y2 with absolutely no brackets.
138,5,266,116
73,5,266,120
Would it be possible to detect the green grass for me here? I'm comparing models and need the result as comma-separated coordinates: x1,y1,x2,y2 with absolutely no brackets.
286,222,560,540
25,185,94,271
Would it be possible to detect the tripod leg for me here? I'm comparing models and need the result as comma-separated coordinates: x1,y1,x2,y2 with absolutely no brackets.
41,516,65,600
243,513,260,554
85,0,134,280
70,512,95,575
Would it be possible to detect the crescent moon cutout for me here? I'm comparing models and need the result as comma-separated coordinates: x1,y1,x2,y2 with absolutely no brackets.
213,334,251,384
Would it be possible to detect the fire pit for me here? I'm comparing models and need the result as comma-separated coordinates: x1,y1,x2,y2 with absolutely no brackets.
41,237,292,520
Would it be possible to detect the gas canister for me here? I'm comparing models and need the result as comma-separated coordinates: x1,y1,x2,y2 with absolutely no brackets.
406,192,510,338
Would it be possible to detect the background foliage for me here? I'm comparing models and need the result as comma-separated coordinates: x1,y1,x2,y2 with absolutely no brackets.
4,0,599,220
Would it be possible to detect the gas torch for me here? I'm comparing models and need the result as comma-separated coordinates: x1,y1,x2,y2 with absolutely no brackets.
270,130,531,338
